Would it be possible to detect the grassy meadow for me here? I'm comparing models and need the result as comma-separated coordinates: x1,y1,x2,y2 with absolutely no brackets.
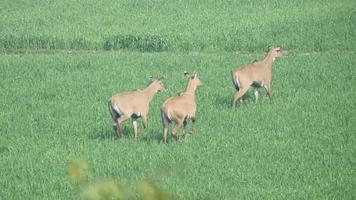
1,0,356,52
0,0,356,199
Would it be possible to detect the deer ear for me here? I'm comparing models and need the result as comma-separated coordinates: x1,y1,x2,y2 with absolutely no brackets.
191,71,197,79
184,71,190,78
266,45,274,52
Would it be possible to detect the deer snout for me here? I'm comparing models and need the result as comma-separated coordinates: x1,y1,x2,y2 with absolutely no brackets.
277,48,288,57
282,50,288,56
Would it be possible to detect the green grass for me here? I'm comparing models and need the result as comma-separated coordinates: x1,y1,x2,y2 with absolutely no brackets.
1,0,355,52
1,0,356,199
0,51,355,199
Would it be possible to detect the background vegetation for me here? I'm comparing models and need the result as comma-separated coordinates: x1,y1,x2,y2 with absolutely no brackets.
0,0,355,199
1,0,355,52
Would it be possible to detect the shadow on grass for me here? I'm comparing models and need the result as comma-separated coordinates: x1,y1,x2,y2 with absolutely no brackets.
87,125,196,145
141,130,163,144
87,128,115,140
87,125,133,140
87,126,165,144
215,95,233,109
215,90,263,109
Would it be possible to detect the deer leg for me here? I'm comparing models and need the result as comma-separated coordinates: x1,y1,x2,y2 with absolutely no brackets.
161,109,170,144
263,81,272,100
163,127,169,144
188,117,196,134
183,118,188,129
254,88,259,103
132,119,138,139
172,119,184,141
182,116,188,136
232,87,249,109
141,115,148,132
116,115,129,138
111,119,118,133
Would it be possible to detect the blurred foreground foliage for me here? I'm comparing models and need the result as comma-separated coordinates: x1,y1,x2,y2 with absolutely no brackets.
68,159,174,200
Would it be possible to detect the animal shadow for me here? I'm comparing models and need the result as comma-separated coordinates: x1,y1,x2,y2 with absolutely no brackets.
216,90,257,109
87,128,116,140
88,124,136,140
215,95,233,108
141,130,163,144
88,125,164,143
89,123,194,144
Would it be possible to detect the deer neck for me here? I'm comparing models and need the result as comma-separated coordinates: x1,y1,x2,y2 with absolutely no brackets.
263,53,275,70
143,84,158,102
183,80,197,98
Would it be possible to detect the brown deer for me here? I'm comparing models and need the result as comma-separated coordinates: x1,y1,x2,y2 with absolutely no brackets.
108,78,165,139
160,72,202,143
231,47,286,109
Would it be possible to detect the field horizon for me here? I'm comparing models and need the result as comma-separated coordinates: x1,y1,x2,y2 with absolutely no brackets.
1,0,356,53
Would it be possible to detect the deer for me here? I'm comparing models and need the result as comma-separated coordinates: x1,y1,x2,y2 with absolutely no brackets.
160,72,202,144
108,78,165,139
231,46,286,109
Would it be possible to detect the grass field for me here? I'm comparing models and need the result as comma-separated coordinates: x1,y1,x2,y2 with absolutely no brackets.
1,0,356,199
1,0,356,52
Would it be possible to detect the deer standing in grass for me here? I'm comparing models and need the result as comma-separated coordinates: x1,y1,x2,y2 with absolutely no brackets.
108,78,165,139
161,72,202,143
231,47,286,109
